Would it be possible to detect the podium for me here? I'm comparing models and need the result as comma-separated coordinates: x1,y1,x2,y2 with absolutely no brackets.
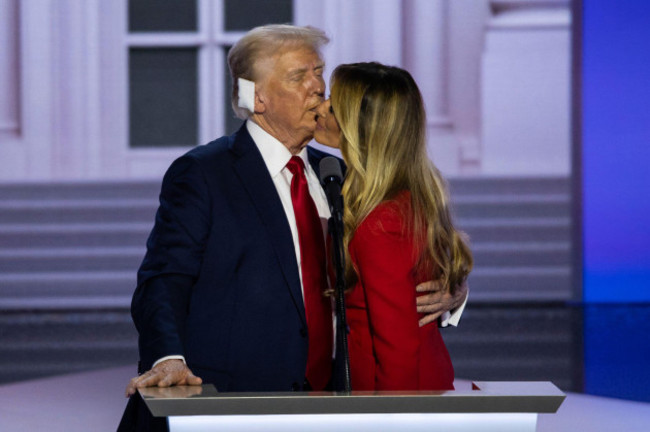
139,381,565,432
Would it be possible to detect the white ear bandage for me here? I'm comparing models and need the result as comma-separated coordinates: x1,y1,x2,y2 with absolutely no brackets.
237,78,256,112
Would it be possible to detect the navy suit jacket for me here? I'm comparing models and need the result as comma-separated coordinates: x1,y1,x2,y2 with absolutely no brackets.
131,123,336,392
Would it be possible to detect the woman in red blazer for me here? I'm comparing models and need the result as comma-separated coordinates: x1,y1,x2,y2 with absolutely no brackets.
315,62,473,391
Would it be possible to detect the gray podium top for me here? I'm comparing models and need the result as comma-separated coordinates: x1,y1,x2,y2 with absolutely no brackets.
140,381,565,417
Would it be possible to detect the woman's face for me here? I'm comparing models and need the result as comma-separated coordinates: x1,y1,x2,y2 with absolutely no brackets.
314,98,342,148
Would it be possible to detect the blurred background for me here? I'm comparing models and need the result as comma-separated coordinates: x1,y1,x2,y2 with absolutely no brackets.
0,0,648,406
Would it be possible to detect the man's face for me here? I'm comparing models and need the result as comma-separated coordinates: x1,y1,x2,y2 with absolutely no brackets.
254,46,325,154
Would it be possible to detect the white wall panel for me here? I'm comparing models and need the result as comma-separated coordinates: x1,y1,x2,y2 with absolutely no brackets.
0,0,19,137
16,0,56,179
0,0,571,180
481,1,571,176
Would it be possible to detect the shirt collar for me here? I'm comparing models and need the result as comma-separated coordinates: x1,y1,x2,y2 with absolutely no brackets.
246,119,310,177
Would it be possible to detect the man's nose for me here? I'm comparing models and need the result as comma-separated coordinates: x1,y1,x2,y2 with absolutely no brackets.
310,74,325,96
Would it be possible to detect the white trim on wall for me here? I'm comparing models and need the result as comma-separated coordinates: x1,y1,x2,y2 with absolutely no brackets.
0,0,19,137
20,0,55,180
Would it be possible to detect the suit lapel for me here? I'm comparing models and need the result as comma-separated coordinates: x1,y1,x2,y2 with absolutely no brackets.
307,147,322,181
229,125,306,325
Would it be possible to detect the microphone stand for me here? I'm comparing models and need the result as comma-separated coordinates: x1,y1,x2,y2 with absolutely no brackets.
329,205,351,393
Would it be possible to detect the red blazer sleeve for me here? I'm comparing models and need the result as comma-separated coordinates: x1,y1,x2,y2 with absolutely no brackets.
349,203,422,390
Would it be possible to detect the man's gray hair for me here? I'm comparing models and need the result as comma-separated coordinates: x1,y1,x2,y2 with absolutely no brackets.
227,24,329,119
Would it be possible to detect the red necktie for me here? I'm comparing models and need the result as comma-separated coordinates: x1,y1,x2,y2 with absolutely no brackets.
286,156,333,390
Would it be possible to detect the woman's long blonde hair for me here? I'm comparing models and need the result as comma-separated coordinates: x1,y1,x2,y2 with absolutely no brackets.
331,62,472,292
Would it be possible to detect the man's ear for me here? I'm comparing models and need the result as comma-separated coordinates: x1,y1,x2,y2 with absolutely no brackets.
253,90,266,114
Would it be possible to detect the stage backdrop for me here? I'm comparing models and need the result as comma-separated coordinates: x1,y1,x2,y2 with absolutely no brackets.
582,0,650,303
582,0,650,401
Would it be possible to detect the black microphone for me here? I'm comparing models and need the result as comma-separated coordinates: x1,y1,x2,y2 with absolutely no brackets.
319,156,344,217
319,155,351,392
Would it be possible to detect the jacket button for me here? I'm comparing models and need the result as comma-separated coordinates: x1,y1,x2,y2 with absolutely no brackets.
300,328,307,337
291,382,300,391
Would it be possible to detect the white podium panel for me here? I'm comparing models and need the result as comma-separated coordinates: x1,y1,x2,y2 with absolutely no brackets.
140,381,565,432
169,413,538,432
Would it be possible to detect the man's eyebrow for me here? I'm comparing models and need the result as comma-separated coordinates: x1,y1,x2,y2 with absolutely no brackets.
287,67,308,77
287,63,324,77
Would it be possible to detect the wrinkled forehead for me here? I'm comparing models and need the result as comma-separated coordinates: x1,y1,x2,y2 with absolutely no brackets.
253,42,324,81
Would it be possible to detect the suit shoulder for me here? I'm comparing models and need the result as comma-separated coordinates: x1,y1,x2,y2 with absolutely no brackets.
307,145,346,178
185,135,231,161
307,146,343,165
160,136,232,186
307,145,338,161
173,133,237,171
182,122,249,167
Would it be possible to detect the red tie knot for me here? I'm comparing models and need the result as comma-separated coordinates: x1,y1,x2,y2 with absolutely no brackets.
286,156,306,177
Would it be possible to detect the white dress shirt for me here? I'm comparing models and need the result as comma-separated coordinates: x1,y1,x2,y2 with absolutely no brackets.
246,120,331,297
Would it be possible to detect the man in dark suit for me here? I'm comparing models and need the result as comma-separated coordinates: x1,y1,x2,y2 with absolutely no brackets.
121,24,467,430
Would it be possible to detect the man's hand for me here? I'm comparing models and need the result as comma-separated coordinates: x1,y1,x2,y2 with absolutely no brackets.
144,384,205,399
125,359,202,397
416,279,468,327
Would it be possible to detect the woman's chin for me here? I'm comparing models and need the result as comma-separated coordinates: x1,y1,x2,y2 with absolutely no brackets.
314,133,339,149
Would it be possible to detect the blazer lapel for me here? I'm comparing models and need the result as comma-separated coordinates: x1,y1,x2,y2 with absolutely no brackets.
229,125,307,325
